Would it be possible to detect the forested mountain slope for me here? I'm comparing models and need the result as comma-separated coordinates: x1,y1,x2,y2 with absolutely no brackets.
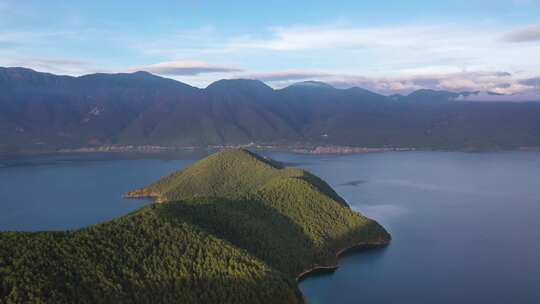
2,67,540,152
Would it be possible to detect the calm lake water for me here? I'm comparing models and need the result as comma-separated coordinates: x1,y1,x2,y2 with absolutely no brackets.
1,151,539,303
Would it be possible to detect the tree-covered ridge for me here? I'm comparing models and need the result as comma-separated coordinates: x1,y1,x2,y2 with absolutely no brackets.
0,204,300,304
130,148,389,274
143,149,286,200
139,148,347,206
156,196,388,279
1,149,390,303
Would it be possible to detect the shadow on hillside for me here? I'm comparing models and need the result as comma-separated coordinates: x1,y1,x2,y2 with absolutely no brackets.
156,198,390,278
156,198,322,276
294,172,348,206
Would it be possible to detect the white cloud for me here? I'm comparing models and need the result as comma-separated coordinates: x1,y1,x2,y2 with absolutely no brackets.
218,23,540,81
1,18,539,100
245,70,333,81
0,52,95,75
137,60,242,76
125,22,540,79
457,91,540,102
226,24,439,51
236,69,522,94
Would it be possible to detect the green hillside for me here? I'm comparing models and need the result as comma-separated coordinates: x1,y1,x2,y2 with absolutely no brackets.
0,205,299,303
0,149,390,303
133,149,348,206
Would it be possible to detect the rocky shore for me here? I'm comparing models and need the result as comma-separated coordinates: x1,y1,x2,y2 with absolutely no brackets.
123,188,164,203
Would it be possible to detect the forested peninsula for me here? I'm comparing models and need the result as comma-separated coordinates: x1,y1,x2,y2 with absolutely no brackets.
0,149,390,303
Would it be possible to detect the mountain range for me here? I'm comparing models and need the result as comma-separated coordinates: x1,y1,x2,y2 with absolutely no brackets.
2,67,540,153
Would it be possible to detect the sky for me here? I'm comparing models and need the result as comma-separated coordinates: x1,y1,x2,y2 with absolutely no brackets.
1,0,540,99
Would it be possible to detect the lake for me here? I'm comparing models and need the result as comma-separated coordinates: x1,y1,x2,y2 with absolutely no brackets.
1,150,539,303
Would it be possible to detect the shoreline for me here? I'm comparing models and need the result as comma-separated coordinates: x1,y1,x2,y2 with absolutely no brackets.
295,239,391,283
3,143,539,158
123,188,165,203
128,190,393,291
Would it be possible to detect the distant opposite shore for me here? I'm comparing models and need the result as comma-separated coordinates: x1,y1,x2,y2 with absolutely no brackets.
55,144,417,154
2,143,540,157
53,143,540,154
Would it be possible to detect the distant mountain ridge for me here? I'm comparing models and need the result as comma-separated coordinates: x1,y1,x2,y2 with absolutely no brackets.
2,67,540,153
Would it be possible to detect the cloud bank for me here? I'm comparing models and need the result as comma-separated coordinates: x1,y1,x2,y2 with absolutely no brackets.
519,77,540,87
139,60,243,76
502,25,540,42
239,69,540,101
246,70,333,81
243,70,523,94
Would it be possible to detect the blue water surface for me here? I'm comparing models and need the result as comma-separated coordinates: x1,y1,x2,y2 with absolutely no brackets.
1,150,539,303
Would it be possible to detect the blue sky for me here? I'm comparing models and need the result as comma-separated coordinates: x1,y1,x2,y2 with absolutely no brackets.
1,0,540,98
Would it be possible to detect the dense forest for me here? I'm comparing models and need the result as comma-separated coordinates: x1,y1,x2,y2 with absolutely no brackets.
2,67,540,153
0,149,390,303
